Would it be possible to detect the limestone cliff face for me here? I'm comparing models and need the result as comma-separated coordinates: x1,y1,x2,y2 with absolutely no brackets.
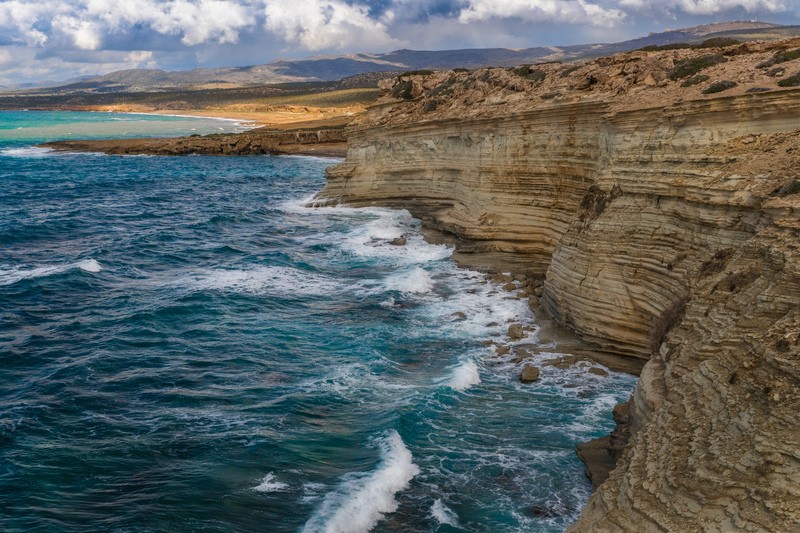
316,40,800,531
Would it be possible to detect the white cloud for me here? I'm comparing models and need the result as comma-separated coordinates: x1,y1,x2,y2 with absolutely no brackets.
0,48,13,65
0,0,256,49
53,16,102,50
263,0,402,50
619,0,789,15
147,0,255,45
0,45,158,86
458,0,627,26
0,1,61,45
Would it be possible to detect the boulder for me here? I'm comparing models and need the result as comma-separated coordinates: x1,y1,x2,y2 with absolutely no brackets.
519,365,541,383
508,324,525,340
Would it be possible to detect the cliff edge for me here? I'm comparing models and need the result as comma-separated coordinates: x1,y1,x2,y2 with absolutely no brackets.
314,38,800,531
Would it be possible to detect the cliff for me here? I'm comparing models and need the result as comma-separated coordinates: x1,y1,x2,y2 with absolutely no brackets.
314,38,800,531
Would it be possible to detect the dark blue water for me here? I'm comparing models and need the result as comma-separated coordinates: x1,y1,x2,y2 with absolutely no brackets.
0,111,635,532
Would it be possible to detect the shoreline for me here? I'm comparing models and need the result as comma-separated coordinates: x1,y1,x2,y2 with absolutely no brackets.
39,126,349,158
78,104,360,130
24,105,354,158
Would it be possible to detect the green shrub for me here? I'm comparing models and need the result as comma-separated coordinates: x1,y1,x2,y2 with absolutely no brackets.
639,42,692,52
668,54,727,80
422,100,438,113
702,80,737,94
681,74,709,87
527,69,547,83
778,72,800,87
640,38,738,53
452,68,470,73
695,37,740,49
391,80,415,99
758,48,800,68
429,77,456,97
560,65,582,77
403,69,433,76
510,65,531,77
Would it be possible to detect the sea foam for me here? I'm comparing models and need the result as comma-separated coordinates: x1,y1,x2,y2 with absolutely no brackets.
431,498,460,527
302,431,420,533
0,146,56,158
253,472,289,493
447,360,481,391
188,266,342,297
384,267,433,294
0,259,103,286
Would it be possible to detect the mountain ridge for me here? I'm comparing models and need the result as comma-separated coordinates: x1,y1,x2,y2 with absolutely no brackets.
9,21,797,94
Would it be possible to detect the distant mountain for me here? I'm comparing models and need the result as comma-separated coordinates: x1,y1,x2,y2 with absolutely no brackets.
19,21,800,94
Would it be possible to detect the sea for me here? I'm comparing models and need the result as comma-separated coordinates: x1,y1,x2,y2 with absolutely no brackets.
0,110,636,532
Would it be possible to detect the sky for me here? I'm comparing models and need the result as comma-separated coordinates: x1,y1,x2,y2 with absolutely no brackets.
0,0,799,87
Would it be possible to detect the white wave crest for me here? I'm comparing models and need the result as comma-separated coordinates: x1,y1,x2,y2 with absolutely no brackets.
76,259,102,272
0,259,103,286
0,146,56,158
253,472,289,493
385,267,433,294
302,431,420,533
431,498,460,527
447,360,481,391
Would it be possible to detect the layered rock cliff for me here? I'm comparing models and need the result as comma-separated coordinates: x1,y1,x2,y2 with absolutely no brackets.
315,38,800,531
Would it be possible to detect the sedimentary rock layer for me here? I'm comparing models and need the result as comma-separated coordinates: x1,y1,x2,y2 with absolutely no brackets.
316,40,800,531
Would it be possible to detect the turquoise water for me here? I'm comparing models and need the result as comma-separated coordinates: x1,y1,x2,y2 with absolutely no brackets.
0,111,635,532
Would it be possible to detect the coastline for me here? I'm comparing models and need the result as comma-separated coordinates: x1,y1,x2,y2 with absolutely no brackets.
311,37,800,530
78,104,360,130
39,124,349,158
28,105,354,158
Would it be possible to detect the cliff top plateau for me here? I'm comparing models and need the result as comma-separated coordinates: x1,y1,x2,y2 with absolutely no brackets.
359,36,800,126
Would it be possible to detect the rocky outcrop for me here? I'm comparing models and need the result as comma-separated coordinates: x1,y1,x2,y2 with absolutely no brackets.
315,39,800,531
41,127,347,157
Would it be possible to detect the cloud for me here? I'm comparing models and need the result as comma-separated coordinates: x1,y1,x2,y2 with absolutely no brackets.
263,0,402,51
0,0,798,86
619,0,789,15
0,48,13,65
0,0,257,49
52,16,102,50
458,0,627,26
0,1,59,46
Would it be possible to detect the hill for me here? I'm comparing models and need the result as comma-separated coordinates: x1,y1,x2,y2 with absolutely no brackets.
8,21,798,95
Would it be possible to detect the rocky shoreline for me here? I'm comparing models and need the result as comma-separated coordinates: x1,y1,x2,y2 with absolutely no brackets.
40,126,348,158
313,37,800,531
